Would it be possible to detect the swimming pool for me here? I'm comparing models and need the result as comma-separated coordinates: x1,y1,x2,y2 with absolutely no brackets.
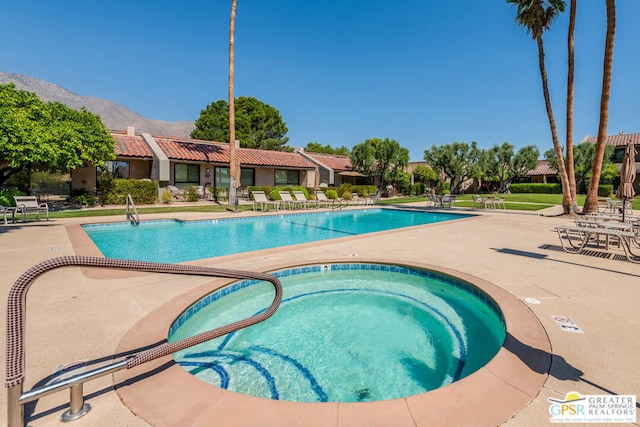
168,263,506,402
82,208,471,263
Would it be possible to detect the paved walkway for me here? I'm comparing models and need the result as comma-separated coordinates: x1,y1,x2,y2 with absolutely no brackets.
1,205,638,426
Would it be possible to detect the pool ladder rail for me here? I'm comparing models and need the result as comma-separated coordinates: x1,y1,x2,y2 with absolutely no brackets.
125,193,139,225
5,256,283,427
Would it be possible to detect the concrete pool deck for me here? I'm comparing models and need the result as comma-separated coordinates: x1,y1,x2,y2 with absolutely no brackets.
1,204,638,426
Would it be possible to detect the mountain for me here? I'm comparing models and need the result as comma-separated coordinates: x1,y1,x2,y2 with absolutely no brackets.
0,72,195,137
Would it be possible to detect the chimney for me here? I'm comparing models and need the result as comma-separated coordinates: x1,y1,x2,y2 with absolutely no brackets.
127,126,136,137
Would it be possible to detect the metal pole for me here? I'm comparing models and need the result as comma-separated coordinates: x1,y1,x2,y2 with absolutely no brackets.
7,385,23,427
61,383,90,422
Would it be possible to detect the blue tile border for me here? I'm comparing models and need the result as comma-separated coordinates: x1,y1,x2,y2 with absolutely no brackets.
168,263,505,337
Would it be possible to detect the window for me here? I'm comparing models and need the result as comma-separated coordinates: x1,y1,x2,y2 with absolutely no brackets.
275,169,299,186
214,167,255,187
174,164,200,185
101,161,130,178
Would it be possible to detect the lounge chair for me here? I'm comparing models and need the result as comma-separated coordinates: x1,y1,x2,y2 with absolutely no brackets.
278,191,298,210
251,191,279,211
555,224,640,263
351,193,365,206
293,191,314,209
314,191,334,208
167,185,185,201
13,196,49,221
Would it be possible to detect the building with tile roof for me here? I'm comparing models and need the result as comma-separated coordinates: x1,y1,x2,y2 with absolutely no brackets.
70,129,639,197
72,127,318,196
298,150,365,187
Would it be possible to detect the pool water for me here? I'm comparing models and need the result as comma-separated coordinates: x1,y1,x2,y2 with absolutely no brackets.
82,209,470,263
169,264,505,402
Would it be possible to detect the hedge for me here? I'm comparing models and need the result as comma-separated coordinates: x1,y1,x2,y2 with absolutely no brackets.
100,179,158,205
509,183,562,194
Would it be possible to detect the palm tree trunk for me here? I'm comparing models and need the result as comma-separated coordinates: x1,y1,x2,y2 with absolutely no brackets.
584,0,616,213
228,0,238,207
566,0,578,212
537,36,573,214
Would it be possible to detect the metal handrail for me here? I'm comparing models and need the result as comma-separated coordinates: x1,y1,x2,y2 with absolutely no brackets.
125,194,139,225
6,256,283,426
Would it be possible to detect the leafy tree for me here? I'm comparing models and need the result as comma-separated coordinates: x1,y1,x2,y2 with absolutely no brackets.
507,0,574,214
485,143,540,192
411,165,438,185
304,141,350,156
350,138,409,195
424,141,482,194
584,0,616,213
192,96,291,151
545,142,616,194
0,83,115,187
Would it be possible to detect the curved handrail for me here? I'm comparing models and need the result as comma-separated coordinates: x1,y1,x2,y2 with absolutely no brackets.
125,194,139,225
6,256,283,424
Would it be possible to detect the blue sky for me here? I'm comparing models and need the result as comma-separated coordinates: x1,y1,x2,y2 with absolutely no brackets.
2,1,639,161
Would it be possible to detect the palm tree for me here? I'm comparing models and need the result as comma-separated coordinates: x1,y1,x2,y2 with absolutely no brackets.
565,0,578,212
228,0,239,207
508,0,574,215
583,0,616,213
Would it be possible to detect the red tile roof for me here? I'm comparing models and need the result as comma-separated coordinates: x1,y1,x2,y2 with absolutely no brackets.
153,136,316,169
111,132,153,159
528,160,557,176
584,132,640,147
303,152,355,172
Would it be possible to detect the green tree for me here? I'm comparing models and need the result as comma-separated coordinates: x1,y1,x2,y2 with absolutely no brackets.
486,143,540,192
424,141,482,194
508,0,574,214
411,165,438,185
192,96,291,151
0,83,115,187
350,138,409,195
304,141,350,156
584,0,616,213
546,142,616,194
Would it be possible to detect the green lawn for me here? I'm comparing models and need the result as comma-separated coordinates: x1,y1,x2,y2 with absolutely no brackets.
18,193,639,220
378,193,639,212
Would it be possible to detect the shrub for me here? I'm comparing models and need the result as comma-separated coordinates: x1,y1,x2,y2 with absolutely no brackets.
185,186,199,202
509,183,562,194
70,189,97,207
325,189,338,200
161,189,172,204
0,188,26,206
598,184,614,198
269,188,282,201
100,179,158,205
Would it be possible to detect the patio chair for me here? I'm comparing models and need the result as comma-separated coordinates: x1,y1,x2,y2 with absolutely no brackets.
495,196,506,209
13,196,49,221
471,195,481,209
482,196,496,209
278,191,298,210
293,191,314,209
251,191,279,211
